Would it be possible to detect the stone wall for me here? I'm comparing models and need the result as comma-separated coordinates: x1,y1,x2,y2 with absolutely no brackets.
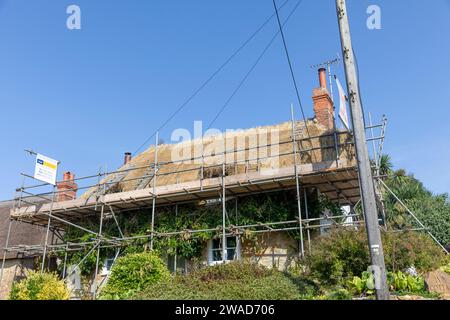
190,232,298,272
0,258,34,300
241,232,298,270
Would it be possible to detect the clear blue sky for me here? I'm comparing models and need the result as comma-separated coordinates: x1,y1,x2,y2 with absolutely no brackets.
0,0,449,200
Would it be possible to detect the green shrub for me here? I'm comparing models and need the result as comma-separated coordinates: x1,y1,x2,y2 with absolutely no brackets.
192,261,271,281
9,271,69,300
132,262,318,300
304,228,370,285
346,271,376,296
346,270,425,296
304,227,445,285
100,252,170,299
387,271,425,293
324,288,353,300
383,231,445,273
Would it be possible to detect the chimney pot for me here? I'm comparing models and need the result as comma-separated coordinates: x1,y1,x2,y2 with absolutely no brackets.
63,171,72,181
318,67,327,88
124,152,132,165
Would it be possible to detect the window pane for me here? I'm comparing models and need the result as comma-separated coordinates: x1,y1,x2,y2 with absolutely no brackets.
227,248,236,260
211,237,238,262
106,259,114,270
212,249,222,262
226,237,236,248
212,238,221,250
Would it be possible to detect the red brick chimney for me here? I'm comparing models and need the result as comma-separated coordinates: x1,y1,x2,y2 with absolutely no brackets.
57,172,78,202
313,68,334,130
124,152,132,165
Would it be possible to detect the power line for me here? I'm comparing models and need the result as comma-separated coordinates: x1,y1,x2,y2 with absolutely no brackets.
132,0,292,155
272,0,318,162
206,0,303,130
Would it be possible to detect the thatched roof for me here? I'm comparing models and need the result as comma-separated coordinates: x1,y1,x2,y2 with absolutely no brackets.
83,120,355,198
0,201,46,260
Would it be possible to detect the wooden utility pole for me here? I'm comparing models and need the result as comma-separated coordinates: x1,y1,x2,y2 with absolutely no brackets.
335,0,390,300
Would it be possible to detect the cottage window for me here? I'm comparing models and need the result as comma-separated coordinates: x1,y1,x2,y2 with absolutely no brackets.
209,236,239,264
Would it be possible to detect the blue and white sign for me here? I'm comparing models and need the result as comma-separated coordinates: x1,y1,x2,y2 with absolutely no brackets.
34,154,58,185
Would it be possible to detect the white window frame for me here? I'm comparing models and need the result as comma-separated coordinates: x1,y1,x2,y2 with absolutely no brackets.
207,236,240,265
100,257,115,276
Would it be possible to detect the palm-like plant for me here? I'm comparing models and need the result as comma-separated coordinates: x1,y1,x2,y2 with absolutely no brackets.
378,154,393,176
383,168,432,229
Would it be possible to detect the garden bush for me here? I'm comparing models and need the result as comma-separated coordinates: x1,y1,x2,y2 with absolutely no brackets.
387,271,425,293
346,270,425,296
132,262,318,300
383,231,444,273
323,288,353,300
304,228,370,285
303,227,445,285
346,271,376,296
100,252,170,299
9,271,69,300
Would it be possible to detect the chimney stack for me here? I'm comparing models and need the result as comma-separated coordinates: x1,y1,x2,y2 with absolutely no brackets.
57,171,78,202
124,152,132,165
312,68,334,130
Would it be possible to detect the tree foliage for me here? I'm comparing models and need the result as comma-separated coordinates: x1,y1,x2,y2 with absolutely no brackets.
407,194,450,246
383,168,450,246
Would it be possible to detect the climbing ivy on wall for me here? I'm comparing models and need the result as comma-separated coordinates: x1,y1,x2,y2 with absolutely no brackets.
58,189,341,274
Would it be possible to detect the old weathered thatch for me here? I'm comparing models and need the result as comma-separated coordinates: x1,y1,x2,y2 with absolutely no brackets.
0,201,45,260
83,120,355,197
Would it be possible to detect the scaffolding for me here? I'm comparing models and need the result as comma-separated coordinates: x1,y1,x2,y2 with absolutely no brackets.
5,111,438,299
